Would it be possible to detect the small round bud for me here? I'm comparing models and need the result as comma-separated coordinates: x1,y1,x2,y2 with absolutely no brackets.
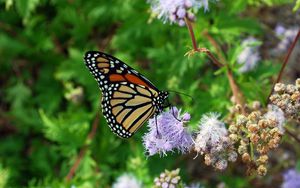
242,153,251,163
248,123,259,133
229,125,238,133
268,138,280,149
260,131,269,141
269,94,280,102
236,115,247,125
229,134,238,143
291,92,300,101
295,78,300,89
252,101,261,110
215,160,228,170
274,83,286,93
240,139,249,146
235,104,242,112
238,145,247,154
204,154,212,166
256,155,268,164
250,134,260,143
258,119,268,129
228,151,238,162
270,127,279,135
286,84,296,94
248,111,261,121
257,165,267,176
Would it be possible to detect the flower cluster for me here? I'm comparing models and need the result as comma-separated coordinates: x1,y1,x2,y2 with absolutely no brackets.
237,37,261,73
147,0,214,26
154,169,181,188
227,102,285,176
281,168,300,188
194,113,237,170
112,174,142,188
143,107,193,156
270,79,300,122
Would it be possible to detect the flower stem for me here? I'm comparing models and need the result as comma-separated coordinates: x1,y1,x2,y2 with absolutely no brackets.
66,112,100,182
184,17,224,67
184,18,246,114
267,29,300,103
185,17,198,51
250,142,254,160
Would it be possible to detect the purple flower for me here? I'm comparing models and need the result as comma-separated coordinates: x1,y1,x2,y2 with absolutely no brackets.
143,107,193,156
147,0,215,26
275,24,286,36
282,169,300,188
237,37,261,73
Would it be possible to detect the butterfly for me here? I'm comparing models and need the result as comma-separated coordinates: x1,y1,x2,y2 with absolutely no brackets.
84,51,169,138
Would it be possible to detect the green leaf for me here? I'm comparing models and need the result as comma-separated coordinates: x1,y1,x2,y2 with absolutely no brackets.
294,0,300,11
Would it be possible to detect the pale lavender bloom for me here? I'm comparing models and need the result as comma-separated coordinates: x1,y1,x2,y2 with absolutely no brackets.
274,24,299,54
112,174,142,188
237,37,261,73
147,0,215,26
194,113,236,170
264,105,286,134
281,169,300,188
143,107,193,156
275,24,286,36
194,113,228,154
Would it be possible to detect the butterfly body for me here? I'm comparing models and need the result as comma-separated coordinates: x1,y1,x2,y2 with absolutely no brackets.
84,51,168,138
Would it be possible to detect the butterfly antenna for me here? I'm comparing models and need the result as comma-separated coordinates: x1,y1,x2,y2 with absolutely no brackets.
167,90,194,103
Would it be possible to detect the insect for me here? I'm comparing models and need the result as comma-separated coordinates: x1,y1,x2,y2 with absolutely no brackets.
84,51,169,138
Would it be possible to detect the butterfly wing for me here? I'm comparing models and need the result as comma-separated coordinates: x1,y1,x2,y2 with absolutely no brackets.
84,51,159,138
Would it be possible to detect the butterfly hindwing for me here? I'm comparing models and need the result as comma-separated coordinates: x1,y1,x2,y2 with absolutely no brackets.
101,83,156,138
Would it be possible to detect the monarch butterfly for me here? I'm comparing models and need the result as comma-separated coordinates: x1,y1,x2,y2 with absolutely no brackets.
84,51,169,138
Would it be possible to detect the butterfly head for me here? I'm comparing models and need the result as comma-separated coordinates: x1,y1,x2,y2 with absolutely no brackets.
160,91,169,101
154,91,169,115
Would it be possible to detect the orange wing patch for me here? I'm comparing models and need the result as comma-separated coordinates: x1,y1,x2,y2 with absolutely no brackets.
109,73,152,89
124,74,152,88
109,74,126,82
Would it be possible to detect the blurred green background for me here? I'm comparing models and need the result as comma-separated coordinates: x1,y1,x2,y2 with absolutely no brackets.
0,0,299,187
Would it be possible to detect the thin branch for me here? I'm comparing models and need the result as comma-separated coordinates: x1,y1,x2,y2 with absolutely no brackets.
226,69,246,114
184,18,246,114
267,29,300,103
202,30,227,64
66,112,100,182
184,18,224,67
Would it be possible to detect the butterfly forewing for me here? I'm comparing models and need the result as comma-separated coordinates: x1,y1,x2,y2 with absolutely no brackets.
84,51,165,138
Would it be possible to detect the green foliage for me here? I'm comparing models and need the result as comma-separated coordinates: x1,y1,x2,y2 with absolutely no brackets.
0,0,297,187
294,0,300,11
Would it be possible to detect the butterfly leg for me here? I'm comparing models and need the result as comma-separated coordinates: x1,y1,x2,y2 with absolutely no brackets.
155,116,162,138
170,106,181,122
